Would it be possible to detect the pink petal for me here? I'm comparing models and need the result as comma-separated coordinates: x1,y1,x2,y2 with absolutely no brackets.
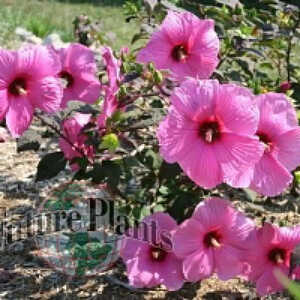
193,197,234,230
183,249,214,282
0,90,9,121
275,128,300,171
212,133,263,187
192,19,219,54
251,153,292,196
214,133,264,188
157,107,199,163
173,218,205,258
72,113,91,127
28,76,63,113
215,245,245,280
171,79,218,122
142,212,177,233
126,257,156,288
0,49,17,87
121,236,150,262
6,96,33,137
101,46,122,91
257,223,279,248
225,211,255,248
277,226,300,249
255,267,287,296
71,74,101,104
17,45,61,78
137,29,173,70
179,140,222,189
256,93,298,139
159,254,184,291
216,84,259,136
64,43,97,74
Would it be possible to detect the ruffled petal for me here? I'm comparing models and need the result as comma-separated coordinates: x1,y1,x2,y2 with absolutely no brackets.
65,43,97,74
216,84,259,136
0,89,9,121
173,218,205,258
6,96,33,137
71,74,101,104
251,153,292,196
193,197,235,230
214,133,264,188
256,93,298,139
255,267,287,296
179,140,222,189
183,249,214,282
28,76,63,113
17,45,61,78
215,245,245,280
171,78,218,122
157,106,199,163
0,49,17,87
159,254,184,291
275,128,300,171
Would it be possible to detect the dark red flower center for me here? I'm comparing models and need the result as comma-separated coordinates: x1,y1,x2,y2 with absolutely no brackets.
150,246,167,262
203,230,222,248
257,131,273,153
8,77,27,96
171,44,188,62
268,248,287,265
59,71,74,88
199,121,221,143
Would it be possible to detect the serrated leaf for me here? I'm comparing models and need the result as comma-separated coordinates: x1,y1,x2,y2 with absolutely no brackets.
36,152,67,182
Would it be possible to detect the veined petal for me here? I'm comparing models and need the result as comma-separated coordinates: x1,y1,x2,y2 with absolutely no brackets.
6,96,33,137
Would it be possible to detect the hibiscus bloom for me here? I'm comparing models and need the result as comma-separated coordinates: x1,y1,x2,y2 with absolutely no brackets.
59,113,94,171
98,47,122,129
173,197,254,282
249,93,300,196
245,223,300,296
137,11,219,81
157,78,264,189
120,212,184,291
0,46,63,137
57,43,101,108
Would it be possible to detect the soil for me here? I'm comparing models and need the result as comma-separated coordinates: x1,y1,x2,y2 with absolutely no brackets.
0,121,299,299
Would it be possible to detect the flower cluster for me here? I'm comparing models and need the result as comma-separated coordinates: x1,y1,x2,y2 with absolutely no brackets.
0,43,101,138
157,78,300,196
121,198,300,296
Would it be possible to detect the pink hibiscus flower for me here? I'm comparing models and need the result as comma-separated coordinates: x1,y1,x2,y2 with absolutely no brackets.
0,45,63,137
137,11,220,81
249,93,300,196
157,78,264,189
59,113,94,171
98,47,122,129
120,212,184,291
57,43,101,108
245,223,300,296
173,197,254,282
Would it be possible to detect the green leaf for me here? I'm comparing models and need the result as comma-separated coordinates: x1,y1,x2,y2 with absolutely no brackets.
294,171,300,185
89,161,121,189
36,152,67,182
85,242,112,260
